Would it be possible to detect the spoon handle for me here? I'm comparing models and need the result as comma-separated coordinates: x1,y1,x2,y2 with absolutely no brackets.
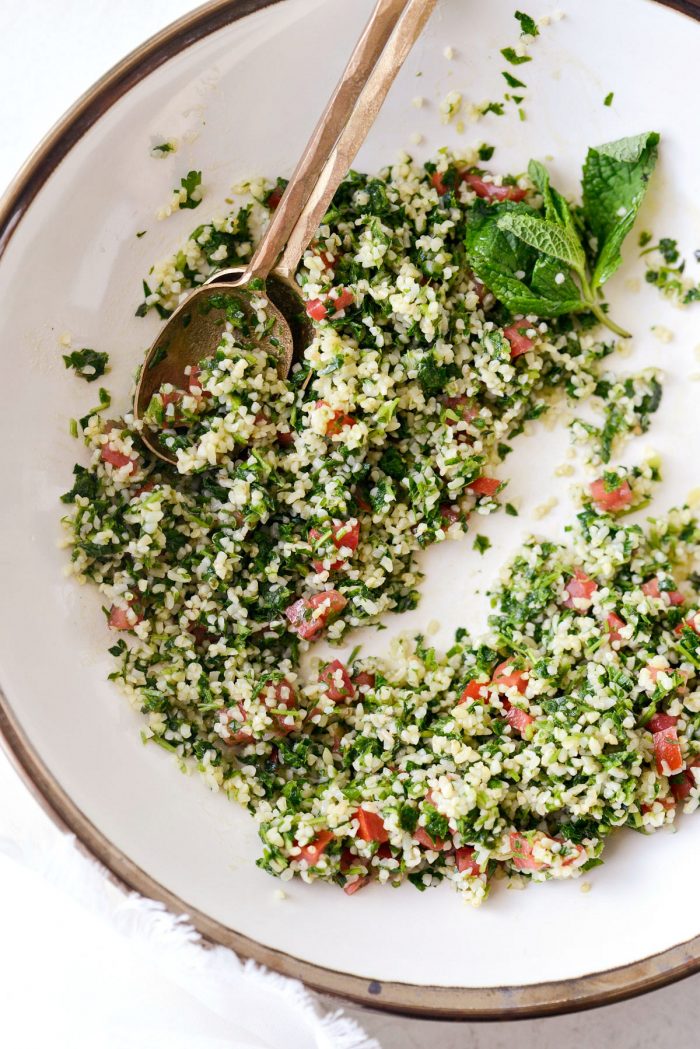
274,0,437,280
238,0,412,282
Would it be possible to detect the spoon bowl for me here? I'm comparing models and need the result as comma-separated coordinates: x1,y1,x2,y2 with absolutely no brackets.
134,278,294,464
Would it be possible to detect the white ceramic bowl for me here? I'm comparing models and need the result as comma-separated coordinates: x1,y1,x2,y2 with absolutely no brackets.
2,0,700,1018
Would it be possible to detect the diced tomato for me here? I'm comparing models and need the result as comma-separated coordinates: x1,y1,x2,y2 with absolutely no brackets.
462,172,527,202
260,677,297,736
354,671,376,691
563,569,598,611
431,171,449,195
277,429,294,448
444,395,478,424
458,679,488,705
297,829,334,866
492,659,528,695
306,298,328,321
355,808,389,843
314,401,357,437
310,519,360,572
188,622,214,646
503,323,535,359
468,476,501,498
108,600,143,630
641,796,676,815
267,185,284,210
133,481,155,498
472,277,491,305
222,702,255,745
589,477,634,513
606,612,626,646
509,831,544,871
187,366,204,393
285,590,348,640
440,504,462,526
671,761,700,802
101,443,137,474
343,876,370,895
316,249,336,271
641,577,684,606
648,713,678,733
330,288,354,312
414,826,446,851
648,714,684,777
319,659,355,703
355,487,372,514
504,704,535,736
455,846,481,875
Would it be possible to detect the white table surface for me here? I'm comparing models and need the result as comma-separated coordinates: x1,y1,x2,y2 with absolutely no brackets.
2,1,699,1045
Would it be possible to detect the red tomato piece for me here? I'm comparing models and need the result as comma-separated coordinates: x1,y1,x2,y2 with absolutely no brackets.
468,476,501,498
504,704,535,736
310,520,360,572
641,577,684,606
509,831,544,871
503,323,535,359
606,612,626,646
285,590,348,640
314,401,357,437
101,443,137,474
492,659,528,695
414,826,446,850
319,659,355,703
455,846,481,875
648,713,678,733
563,569,598,611
330,288,354,312
108,601,143,630
133,481,155,498
431,171,449,195
222,702,255,745
458,679,488,704
188,622,214,646
463,172,527,202
648,715,684,777
671,761,700,802
305,298,328,321
343,876,370,896
354,671,376,691
589,477,634,513
277,429,295,448
297,829,333,866
261,678,297,736
355,487,372,513
316,249,336,271
267,185,284,210
187,365,203,393
443,395,479,427
440,504,462,525
355,808,389,843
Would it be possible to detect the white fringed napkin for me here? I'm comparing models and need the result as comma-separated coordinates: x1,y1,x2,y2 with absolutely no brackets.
0,752,378,1049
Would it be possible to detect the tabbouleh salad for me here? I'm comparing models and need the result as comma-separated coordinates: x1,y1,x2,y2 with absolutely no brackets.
61,129,700,904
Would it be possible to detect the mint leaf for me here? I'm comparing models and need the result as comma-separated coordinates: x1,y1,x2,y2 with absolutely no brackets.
179,170,203,210
582,132,660,289
466,202,587,317
496,212,587,276
527,160,577,232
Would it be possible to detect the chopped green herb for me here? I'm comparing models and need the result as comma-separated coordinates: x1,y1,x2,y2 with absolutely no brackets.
514,11,539,36
500,47,532,65
62,348,109,383
473,535,492,555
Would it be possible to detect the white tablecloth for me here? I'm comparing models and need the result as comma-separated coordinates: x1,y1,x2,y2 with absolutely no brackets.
2,3,700,1046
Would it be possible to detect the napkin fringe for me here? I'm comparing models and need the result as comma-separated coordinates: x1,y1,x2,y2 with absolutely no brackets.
0,808,379,1049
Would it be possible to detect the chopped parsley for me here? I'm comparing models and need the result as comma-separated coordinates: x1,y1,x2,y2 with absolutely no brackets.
500,47,532,65
604,92,614,107
62,348,109,383
178,170,203,210
473,535,492,555
514,11,539,36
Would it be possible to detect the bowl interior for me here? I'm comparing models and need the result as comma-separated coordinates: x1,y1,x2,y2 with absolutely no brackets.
1,0,700,1004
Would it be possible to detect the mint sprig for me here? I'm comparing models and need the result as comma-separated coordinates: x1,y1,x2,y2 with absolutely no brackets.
464,133,660,338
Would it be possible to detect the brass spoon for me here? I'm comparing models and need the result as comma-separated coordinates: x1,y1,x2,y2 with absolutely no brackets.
135,0,437,464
